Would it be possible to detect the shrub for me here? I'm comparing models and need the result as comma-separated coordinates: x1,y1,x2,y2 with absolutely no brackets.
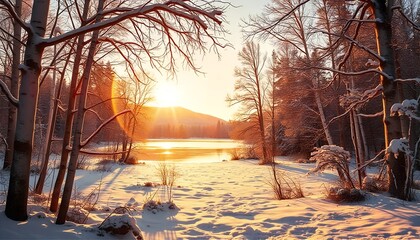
362,175,388,193
98,207,143,240
67,206,90,224
68,182,102,223
144,182,155,187
156,162,179,203
268,164,304,200
124,156,138,165
326,187,365,203
309,145,355,189
94,159,114,172
229,148,242,160
76,156,90,170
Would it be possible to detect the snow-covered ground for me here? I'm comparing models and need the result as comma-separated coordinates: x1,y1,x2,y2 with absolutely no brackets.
0,157,419,239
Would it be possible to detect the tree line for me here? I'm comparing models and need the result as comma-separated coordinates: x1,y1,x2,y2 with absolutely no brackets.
145,121,230,139
228,0,419,201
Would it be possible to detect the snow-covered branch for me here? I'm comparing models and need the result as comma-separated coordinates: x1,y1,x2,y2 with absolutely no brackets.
79,149,130,156
327,85,383,126
394,78,420,84
390,99,420,120
357,111,383,118
0,76,19,107
313,66,392,80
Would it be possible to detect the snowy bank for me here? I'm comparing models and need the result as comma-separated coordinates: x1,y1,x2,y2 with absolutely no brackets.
0,158,419,239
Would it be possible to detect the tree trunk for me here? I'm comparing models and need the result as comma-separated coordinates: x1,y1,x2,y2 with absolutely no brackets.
50,0,91,213
3,0,22,170
314,90,334,145
35,42,72,194
371,0,411,200
5,0,50,221
56,0,104,224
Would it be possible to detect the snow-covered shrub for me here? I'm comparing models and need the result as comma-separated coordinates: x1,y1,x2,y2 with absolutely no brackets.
309,145,355,189
99,212,143,240
362,176,388,193
66,206,89,224
29,192,49,205
143,200,178,214
94,159,114,172
326,187,365,203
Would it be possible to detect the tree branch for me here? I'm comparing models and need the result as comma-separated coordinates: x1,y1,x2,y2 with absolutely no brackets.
41,0,223,47
80,109,132,147
392,5,420,31
0,75,19,107
0,0,30,32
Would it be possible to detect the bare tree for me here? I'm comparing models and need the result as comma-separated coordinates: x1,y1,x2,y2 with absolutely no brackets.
227,41,270,164
114,74,154,163
245,0,334,146
1,0,22,169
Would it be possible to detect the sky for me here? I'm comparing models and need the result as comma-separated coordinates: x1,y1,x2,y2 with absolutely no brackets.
148,0,272,121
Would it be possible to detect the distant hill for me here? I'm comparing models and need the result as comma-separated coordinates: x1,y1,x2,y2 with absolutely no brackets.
136,106,229,139
142,106,226,126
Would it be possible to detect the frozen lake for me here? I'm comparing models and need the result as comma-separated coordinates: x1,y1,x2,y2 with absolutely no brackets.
132,139,244,163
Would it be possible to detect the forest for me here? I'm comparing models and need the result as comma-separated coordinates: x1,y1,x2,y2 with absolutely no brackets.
0,0,419,239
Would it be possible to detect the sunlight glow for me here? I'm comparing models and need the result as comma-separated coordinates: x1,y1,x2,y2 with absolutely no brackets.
152,82,179,107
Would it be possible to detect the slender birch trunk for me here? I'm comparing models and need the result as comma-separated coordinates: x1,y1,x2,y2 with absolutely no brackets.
49,0,91,212
56,0,104,224
35,42,74,194
3,0,22,170
5,0,50,221
314,89,334,145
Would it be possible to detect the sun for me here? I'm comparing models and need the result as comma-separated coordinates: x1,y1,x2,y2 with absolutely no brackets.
153,82,179,107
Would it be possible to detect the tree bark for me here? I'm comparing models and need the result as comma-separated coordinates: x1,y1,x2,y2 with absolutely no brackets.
5,0,50,221
3,0,22,170
371,0,411,200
